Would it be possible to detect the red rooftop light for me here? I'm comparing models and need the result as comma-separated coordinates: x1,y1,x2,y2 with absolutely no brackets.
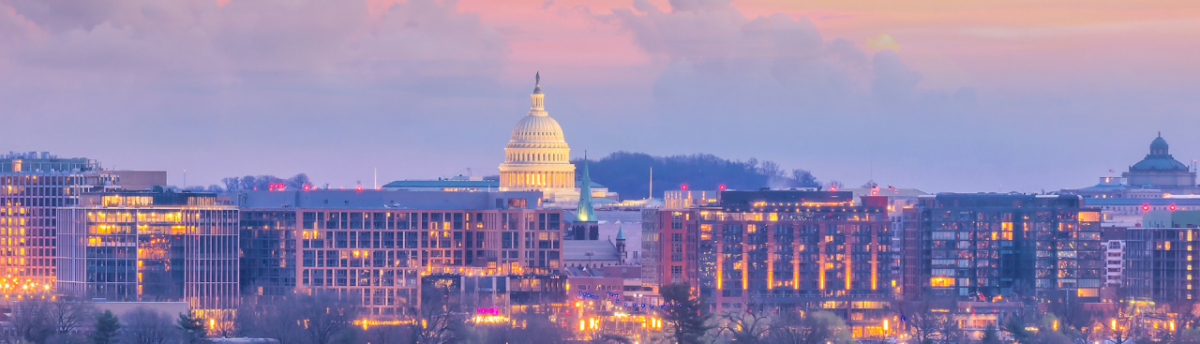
681,183,688,191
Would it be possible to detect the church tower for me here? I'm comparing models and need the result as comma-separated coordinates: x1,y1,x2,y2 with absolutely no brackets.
615,225,627,264
571,152,599,240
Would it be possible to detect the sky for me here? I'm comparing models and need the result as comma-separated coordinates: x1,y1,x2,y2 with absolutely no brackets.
1,0,1198,193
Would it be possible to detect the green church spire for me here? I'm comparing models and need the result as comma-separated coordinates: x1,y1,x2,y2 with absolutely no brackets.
576,151,595,222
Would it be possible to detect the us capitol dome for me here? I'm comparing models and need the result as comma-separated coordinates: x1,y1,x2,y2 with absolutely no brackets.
498,73,577,203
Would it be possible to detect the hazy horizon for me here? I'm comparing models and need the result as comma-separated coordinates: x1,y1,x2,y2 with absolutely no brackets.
2,0,1197,194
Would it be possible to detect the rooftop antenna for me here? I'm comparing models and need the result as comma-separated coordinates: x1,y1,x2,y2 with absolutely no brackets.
374,168,377,190
648,167,653,200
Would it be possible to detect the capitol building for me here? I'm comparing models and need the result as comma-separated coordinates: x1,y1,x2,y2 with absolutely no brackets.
384,74,617,208
498,74,594,207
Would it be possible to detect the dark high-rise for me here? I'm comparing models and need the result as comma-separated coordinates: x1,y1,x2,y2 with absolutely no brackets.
1124,226,1199,302
901,194,1103,304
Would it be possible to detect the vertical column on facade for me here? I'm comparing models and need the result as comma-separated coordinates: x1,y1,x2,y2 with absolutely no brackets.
845,224,852,291
793,221,800,291
818,224,826,295
766,221,774,292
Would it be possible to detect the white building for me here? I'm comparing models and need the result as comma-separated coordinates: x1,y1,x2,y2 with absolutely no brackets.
1105,240,1124,288
498,73,579,207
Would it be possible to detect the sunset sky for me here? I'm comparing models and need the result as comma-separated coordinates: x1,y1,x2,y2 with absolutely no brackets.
2,0,1198,192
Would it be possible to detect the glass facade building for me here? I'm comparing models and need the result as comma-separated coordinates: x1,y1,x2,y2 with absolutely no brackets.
901,194,1103,303
238,190,566,318
57,191,239,317
1124,227,1199,302
0,152,116,298
657,190,894,338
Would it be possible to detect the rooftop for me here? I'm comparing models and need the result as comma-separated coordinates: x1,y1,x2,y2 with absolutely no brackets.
384,180,500,188
562,240,618,263
237,190,543,210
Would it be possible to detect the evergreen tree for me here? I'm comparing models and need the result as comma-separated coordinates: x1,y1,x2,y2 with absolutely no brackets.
91,310,120,344
178,312,208,344
660,283,713,344
982,323,1001,344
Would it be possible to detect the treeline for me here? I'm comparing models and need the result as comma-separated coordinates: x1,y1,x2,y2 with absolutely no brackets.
235,285,576,344
180,173,314,194
7,298,212,344
573,152,821,200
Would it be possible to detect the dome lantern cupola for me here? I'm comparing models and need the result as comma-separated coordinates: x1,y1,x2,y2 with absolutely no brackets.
530,72,545,114
1150,131,1169,156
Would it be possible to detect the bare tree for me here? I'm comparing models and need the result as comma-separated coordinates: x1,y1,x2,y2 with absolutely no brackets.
240,175,257,191
714,308,772,344
10,298,95,343
47,299,94,334
286,174,313,190
123,308,177,344
935,315,960,344
11,299,55,343
767,311,853,344
906,311,942,344
222,177,240,193
790,169,819,187
485,313,570,344
759,161,783,181
292,293,358,344
408,280,468,344
235,293,355,344
210,310,237,338
236,298,305,344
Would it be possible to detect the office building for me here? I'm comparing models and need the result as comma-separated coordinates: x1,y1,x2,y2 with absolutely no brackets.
1105,240,1124,288
663,189,719,209
0,152,122,298
1116,210,1200,302
383,178,500,192
237,190,566,318
640,208,660,289
901,194,1103,304
57,191,239,318
845,186,927,297
657,190,894,338
1123,226,1198,302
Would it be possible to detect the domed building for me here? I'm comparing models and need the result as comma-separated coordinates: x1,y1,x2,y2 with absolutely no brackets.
1123,133,1196,188
499,74,577,204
